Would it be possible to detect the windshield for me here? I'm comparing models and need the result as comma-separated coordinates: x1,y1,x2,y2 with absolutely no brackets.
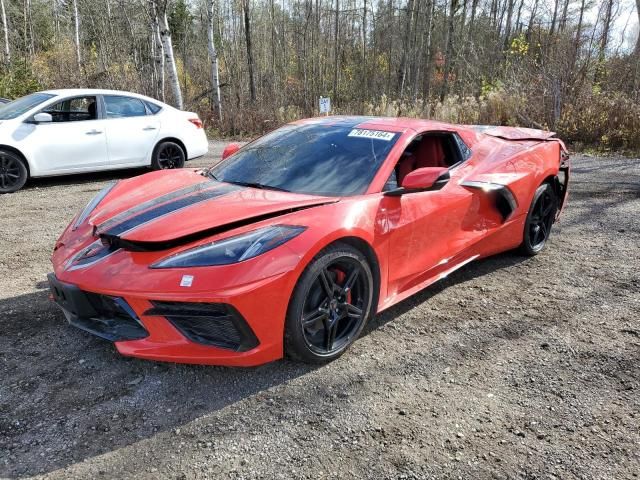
0,93,56,120
210,123,400,196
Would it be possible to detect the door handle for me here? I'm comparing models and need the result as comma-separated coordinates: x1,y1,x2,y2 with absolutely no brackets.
143,126,157,131
86,129,103,135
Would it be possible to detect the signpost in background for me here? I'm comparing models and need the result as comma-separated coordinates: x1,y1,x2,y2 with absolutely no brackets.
319,97,331,116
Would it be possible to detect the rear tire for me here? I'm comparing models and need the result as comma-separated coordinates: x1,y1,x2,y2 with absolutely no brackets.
0,150,28,193
520,182,558,256
284,243,374,364
151,141,185,170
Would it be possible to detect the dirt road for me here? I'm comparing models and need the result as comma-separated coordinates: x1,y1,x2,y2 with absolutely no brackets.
0,144,638,479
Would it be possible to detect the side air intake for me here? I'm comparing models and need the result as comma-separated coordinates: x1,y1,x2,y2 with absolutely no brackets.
144,301,259,352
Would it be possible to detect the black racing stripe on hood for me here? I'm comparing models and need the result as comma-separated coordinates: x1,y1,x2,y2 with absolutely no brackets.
101,201,338,252
99,183,242,237
95,181,225,234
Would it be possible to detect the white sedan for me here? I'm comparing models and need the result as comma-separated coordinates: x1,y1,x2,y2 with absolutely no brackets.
0,89,208,193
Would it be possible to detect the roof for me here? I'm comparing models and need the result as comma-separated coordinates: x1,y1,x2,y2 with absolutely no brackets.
39,88,163,103
293,115,464,133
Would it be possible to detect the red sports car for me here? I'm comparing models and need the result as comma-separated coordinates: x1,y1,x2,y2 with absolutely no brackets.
49,117,569,366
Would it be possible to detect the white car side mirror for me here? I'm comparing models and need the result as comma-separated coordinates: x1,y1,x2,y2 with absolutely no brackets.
33,112,53,123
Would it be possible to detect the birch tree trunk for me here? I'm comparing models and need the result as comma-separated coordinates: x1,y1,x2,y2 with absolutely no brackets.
25,0,35,56
333,0,339,102
156,2,183,110
207,0,223,121
72,0,81,69
151,12,165,102
52,0,59,42
0,0,9,65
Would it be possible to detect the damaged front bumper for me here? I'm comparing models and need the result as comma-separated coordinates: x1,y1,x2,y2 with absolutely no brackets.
47,273,149,342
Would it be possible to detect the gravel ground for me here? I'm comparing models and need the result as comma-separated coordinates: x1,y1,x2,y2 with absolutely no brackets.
0,144,638,479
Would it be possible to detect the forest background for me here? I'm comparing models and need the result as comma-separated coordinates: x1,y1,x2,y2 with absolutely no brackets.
0,0,639,150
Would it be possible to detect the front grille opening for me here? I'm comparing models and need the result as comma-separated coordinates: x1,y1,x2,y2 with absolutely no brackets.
145,302,259,352
77,294,148,341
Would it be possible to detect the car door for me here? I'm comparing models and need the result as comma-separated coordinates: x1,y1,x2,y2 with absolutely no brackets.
27,95,109,172
102,95,160,166
382,133,497,297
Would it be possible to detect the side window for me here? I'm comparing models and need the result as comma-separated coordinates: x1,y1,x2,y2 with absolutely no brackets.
393,133,465,187
145,101,162,114
454,133,472,161
104,96,148,119
43,96,98,122
382,169,398,192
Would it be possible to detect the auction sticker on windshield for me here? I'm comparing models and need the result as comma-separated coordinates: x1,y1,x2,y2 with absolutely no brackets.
348,129,395,141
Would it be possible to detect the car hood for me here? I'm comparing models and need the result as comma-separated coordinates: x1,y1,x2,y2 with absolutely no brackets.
88,170,337,248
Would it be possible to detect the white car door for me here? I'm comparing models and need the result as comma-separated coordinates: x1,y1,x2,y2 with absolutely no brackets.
102,95,160,166
27,95,109,173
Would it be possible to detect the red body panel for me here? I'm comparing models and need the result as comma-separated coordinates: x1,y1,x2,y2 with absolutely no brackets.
50,116,569,366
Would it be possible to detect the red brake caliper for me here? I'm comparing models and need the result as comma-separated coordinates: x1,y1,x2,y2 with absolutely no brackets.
331,269,351,304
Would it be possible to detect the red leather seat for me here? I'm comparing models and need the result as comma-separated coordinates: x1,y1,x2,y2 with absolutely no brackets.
396,153,415,186
414,137,447,169
396,137,448,186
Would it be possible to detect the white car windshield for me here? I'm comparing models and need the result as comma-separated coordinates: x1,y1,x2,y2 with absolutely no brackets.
0,93,56,120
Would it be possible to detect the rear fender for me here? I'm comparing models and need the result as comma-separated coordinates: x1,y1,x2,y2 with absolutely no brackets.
555,150,570,219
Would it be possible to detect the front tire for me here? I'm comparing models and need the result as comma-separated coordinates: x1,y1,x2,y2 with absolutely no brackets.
284,243,375,364
0,150,28,193
151,141,185,170
520,182,558,256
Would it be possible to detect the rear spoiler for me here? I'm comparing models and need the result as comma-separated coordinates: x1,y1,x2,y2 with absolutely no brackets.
473,125,568,154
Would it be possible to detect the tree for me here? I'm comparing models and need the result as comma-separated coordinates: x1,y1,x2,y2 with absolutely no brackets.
0,0,636,150
0,0,9,65
242,0,256,102
207,0,222,120
149,7,165,102
154,0,183,109
440,0,459,100
598,0,615,71
333,0,339,101
73,0,81,68
634,0,640,56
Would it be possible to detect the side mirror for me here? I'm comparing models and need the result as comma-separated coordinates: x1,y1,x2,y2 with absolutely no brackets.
221,142,241,160
385,167,450,196
33,112,53,123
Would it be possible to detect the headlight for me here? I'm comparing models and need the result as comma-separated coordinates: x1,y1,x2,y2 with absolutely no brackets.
150,225,306,268
72,182,117,230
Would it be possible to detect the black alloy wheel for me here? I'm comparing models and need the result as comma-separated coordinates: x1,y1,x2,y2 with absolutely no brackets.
285,243,374,363
521,182,558,255
0,150,28,193
152,141,185,170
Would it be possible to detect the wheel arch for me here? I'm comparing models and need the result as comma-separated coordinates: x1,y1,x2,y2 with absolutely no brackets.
335,236,381,292
0,145,30,176
283,234,383,362
153,137,188,161
315,236,382,317
541,173,561,199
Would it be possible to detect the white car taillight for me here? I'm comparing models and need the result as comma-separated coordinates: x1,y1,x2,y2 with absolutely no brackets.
188,118,203,129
